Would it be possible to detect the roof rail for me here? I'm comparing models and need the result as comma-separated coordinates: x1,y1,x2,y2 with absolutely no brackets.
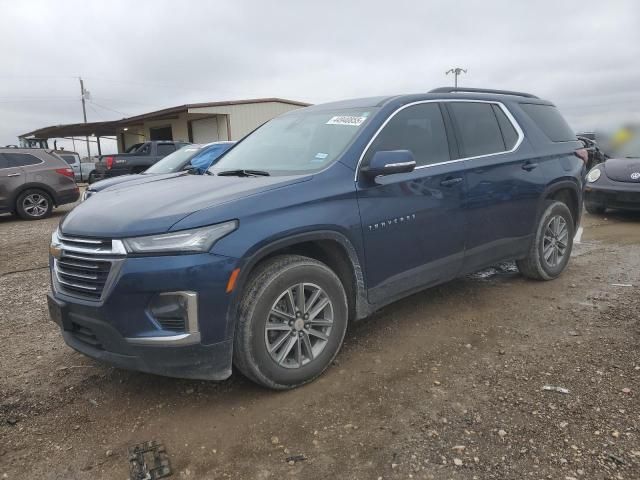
428,87,539,99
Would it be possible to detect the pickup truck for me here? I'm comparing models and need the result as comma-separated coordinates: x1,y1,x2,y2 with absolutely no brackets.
90,140,190,183
54,150,97,183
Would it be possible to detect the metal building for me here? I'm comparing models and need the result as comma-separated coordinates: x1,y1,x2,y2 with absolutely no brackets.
18,97,310,154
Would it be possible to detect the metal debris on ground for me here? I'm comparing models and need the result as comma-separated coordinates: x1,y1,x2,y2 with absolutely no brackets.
129,440,172,480
542,385,570,394
285,454,307,464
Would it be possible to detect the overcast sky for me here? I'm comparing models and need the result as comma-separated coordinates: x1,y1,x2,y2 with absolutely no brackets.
1,0,639,156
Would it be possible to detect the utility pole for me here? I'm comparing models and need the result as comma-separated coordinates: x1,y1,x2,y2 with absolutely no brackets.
445,67,467,88
79,77,91,160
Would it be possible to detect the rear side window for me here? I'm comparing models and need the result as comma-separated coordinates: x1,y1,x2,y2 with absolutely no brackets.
449,102,506,157
366,103,450,167
520,103,576,142
157,143,176,156
492,105,519,150
4,153,42,167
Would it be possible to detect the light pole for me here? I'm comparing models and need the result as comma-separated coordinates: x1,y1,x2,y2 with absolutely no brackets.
445,67,467,88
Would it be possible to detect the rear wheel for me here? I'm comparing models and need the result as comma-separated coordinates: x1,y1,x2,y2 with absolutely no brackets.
87,171,97,184
16,189,53,220
517,201,574,280
585,203,606,215
233,255,348,390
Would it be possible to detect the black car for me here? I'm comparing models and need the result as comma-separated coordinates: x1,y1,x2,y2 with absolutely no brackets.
584,137,640,213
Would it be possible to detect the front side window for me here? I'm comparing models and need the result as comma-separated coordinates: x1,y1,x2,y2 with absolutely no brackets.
212,108,375,175
364,103,450,167
5,153,42,167
449,102,506,157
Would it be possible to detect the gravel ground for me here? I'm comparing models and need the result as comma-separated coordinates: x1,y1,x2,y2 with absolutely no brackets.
0,201,639,480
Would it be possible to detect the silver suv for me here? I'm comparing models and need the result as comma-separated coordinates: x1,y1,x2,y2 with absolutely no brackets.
0,148,79,220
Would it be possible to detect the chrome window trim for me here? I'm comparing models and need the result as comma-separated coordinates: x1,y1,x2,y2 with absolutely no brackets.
354,99,525,181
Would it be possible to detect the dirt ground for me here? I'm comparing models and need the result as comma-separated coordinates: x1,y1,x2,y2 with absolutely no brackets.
1,199,639,480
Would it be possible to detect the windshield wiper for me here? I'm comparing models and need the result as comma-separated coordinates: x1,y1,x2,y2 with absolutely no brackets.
217,169,270,177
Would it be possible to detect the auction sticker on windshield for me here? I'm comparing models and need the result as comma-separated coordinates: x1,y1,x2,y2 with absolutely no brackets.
326,115,367,126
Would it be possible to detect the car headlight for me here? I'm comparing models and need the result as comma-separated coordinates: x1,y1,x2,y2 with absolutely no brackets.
586,168,601,183
123,221,238,254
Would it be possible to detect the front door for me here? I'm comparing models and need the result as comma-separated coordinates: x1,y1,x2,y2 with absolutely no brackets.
0,153,26,213
356,102,467,304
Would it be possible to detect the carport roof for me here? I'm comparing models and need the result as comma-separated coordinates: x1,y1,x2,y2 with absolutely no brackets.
20,120,121,139
19,97,311,139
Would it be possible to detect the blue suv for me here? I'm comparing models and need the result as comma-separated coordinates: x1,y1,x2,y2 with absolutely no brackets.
47,87,585,389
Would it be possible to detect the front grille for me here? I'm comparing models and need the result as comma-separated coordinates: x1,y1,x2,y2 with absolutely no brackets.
53,233,125,301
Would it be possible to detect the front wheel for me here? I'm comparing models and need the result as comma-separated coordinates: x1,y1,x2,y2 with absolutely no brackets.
517,201,575,280
233,255,348,390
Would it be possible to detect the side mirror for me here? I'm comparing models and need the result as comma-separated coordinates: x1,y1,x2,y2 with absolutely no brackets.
362,150,416,177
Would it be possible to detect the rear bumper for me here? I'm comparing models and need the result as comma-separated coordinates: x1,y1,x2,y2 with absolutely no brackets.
55,187,80,206
92,167,129,180
585,184,640,211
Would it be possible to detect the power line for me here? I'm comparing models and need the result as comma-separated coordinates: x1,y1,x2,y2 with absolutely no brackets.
88,100,129,117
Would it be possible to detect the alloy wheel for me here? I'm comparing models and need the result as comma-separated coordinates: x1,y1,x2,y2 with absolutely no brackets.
22,193,49,217
264,282,334,369
542,215,568,267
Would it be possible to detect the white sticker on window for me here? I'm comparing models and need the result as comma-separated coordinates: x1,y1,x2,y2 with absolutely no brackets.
326,116,367,126
315,152,328,159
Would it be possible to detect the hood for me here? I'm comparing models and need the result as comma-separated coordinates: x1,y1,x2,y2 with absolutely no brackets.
90,172,186,192
62,174,309,237
604,157,640,183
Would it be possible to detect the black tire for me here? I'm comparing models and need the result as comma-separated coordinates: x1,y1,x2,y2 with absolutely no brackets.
585,203,606,215
15,189,53,220
517,200,574,280
233,255,348,390
88,171,96,184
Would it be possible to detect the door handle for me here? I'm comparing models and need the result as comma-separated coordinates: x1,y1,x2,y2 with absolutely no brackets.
6,172,21,177
440,177,463,187
522,162,538,171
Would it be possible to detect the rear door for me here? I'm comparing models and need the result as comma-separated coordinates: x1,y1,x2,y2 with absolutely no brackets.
356,102,467,304
446,101,540,273
0,153,28,212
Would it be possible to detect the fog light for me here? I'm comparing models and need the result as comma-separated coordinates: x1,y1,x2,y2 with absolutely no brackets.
148,291,198,333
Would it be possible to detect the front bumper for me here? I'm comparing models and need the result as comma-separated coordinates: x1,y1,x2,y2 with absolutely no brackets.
48,251,239,380
585,184,640,211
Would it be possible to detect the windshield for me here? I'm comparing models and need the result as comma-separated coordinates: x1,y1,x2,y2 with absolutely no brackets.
145,145,203,173
211,108,375,175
